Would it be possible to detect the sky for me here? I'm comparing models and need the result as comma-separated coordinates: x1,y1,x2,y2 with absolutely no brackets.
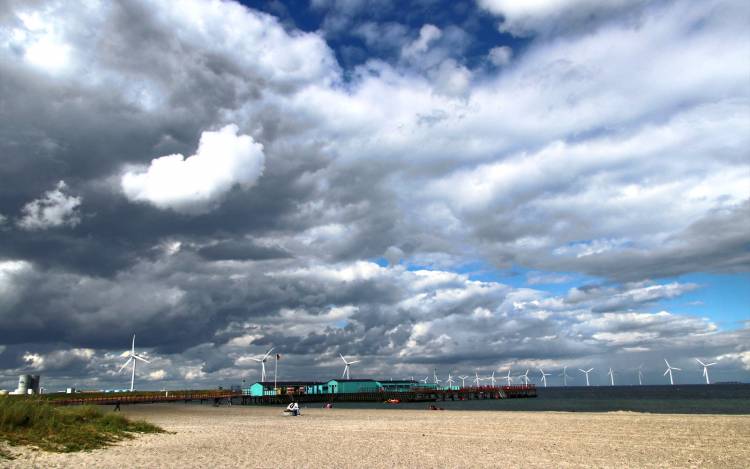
0,0,748,391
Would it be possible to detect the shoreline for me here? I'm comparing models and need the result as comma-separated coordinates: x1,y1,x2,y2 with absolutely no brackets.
4,404,748,468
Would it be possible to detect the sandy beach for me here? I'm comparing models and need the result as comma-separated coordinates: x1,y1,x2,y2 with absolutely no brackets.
3,404,749,468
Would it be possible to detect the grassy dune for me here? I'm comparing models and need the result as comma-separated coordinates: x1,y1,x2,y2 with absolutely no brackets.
0,398,163,459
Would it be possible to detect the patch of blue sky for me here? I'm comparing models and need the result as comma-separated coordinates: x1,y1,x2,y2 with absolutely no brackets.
370,256,390,268
239,0,531,72
653,273,750,330
334,319,349,329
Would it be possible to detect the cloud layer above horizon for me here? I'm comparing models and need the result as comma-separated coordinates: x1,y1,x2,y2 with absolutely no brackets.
0,0,747,389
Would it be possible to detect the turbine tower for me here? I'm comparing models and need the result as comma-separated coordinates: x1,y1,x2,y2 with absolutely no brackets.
340,353,360,379
636,364,644,386
487,371,497,387
695,358,716,384
503,368,513,386
458,375,470,388
579,368,594,386
539,368,551,387
474,370,483,387
663,359,681,385
559,366,572,386
519,369,530,386
118,334,150,392
607,367,615,386
249,347,274,382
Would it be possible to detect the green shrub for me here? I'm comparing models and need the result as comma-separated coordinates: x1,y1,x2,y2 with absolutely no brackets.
0,397,163,458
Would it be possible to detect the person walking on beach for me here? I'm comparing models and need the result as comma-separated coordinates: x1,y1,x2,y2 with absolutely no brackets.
113,401,121,411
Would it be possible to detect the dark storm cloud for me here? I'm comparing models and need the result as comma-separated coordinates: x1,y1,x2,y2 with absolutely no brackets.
197,240,291,261
0,0,748,390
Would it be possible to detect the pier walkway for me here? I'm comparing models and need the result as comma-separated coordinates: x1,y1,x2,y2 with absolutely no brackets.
43,385,536,406
245,385,537,405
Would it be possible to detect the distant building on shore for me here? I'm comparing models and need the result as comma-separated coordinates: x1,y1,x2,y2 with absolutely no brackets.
10,374,40,395
243,378,427,397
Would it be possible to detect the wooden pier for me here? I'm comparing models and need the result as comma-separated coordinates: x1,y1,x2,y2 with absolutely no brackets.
43,385,536,407
47,390,241,406
245,385,536,405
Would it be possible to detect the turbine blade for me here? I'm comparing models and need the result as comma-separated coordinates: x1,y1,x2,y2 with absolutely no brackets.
119,357,133,373
673,367,681,371
695,358,705,366
263,347,274,360
664,369,670,376
134,355,150,363
706,362,717,366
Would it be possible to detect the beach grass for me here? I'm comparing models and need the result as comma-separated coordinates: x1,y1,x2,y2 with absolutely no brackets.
0,397,163,459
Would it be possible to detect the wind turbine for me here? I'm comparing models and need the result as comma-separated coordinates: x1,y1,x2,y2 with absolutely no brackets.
607,367,615,386
474,370,483,387
503,368,513,386
663,359,681,385
519,369,530,386
420,376,430,384
579,368,594,386
486,371,497,387
636,364,644,386
340,354,360,379
559,366,572,386
446,373,455,388
118,334,150,392
539,368,551,387
433,368,442,386
695,359,716,384
458,375,470,388
249,347,274,382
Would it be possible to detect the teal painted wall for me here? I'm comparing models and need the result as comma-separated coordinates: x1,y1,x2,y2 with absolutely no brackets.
305,383,330,394
246,383,277,397
326,380,381,393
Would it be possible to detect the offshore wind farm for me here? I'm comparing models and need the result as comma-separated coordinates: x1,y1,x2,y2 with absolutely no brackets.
21,336,746,416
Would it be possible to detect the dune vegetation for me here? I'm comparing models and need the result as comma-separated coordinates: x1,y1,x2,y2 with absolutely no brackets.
0,397,162,459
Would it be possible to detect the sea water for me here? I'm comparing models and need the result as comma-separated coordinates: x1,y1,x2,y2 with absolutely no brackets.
322,384,750,414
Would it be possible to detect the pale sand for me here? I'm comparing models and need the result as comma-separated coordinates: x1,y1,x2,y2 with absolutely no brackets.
3,404,749,468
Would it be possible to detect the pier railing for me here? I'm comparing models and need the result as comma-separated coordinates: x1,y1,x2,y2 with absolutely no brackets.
38,384,536,406
245,385,537,405
45,390,241,406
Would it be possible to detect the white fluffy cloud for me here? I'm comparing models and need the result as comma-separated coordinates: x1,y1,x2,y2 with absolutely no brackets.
147,369,167,380
0,260,32,313
22,348,95,371
17,181,81,230
121,124,265,214
487,45,512,66
401,24,442,58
